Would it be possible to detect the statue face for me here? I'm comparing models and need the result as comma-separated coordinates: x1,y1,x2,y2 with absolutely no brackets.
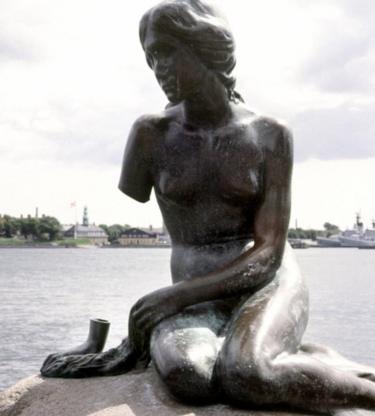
143,27,207,103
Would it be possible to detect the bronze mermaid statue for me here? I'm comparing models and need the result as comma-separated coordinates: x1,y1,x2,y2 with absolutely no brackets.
41,0,375,412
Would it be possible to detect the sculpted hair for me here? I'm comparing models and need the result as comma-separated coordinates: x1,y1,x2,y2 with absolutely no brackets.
139,0,244,103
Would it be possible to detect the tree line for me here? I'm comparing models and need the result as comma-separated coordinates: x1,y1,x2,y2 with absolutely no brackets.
0,214,134,243
0,215,131,243
287,222,340,240
0,215,61,241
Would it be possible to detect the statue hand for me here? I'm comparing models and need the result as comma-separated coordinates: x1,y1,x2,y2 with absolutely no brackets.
129,287,182,354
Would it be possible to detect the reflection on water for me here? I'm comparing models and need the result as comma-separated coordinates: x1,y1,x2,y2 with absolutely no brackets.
0,247,374,391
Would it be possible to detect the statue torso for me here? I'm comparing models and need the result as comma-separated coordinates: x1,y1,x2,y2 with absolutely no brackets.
146,104,267,281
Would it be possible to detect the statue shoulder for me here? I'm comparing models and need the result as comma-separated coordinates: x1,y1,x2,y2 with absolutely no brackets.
129,107,179,143
252,115,293,158
130,113,164,137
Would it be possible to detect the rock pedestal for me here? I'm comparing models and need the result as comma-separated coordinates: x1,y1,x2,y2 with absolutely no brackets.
0,369,373,416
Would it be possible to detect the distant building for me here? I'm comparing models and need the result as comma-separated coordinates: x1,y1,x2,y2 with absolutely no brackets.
64,206,108,245
82,206,89,226
140,225,163,234
64,224,108,245
140,224,171,246
60,224,70,232
118,227,157,246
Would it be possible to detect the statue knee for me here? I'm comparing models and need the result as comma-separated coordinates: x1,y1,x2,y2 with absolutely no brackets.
157,360,216,403
151,332,218,404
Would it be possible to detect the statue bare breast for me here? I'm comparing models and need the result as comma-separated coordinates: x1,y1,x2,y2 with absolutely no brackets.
147,105,266,251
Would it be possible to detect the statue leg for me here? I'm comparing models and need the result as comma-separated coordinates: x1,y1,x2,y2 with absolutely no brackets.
217,246,375,412
300,343,375,382
150,298,237,404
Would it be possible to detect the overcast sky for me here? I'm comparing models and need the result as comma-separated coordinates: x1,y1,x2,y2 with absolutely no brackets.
1,0,374,230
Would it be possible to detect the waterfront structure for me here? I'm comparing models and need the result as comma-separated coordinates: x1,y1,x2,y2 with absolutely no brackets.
339,227,375,248
317,214,375,248
82,206,89,226
316,235,341,247
288,238,307,249
64,206,108,245
118,227,157,246
140,225,171,246
64,224,108,245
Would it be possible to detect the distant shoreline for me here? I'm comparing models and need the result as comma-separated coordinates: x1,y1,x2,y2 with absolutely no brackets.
0,244,171,249
0,244,75,249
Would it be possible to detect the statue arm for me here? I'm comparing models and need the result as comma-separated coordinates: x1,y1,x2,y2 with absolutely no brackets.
176,121,293,303
118,116,154,203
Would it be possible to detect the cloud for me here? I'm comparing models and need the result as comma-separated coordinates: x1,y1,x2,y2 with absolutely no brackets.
339,0,375,20
292,100,375,162
301,36,374,94
0,80,165,167
1,102,142,166
0,37,35,62
0,28,39,62
0,0,43,63
297,1,375,95
292,158,375,229
0,0,166,167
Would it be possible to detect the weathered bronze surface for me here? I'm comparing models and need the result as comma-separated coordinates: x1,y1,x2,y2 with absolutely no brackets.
41,0,375,412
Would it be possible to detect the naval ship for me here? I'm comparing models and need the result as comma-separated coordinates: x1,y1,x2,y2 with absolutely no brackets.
317,214,375,248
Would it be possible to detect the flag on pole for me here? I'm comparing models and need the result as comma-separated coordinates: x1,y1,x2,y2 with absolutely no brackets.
69,201,78,239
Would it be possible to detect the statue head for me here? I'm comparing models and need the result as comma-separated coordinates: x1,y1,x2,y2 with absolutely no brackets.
139,0,243,104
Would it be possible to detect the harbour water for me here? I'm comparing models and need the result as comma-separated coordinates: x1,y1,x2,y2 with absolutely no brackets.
1,248,375,391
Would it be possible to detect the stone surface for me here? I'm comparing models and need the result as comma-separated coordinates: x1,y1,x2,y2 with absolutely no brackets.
1,369,374,416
